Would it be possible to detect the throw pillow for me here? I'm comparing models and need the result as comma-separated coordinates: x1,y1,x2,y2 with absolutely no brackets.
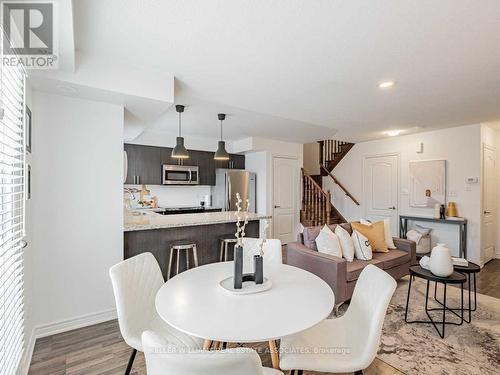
351,221,389,252
415,224,432,235
315,225,343,258
361,219,396,249
334,225,354,261
352,230,373,260
383,218,397,249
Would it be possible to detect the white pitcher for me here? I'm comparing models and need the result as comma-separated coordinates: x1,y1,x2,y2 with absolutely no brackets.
429,243,454,277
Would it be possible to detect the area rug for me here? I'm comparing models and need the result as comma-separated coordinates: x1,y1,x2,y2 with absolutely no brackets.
375,276,500,375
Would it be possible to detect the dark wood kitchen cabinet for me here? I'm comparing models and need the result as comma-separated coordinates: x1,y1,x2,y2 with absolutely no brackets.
124,144,161,185
160,146,175,166
215,154,245,170
125,143,245,186
230,154,245,169
190,150,216,185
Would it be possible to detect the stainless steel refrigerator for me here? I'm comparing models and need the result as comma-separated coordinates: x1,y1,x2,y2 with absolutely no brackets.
212,169,256,212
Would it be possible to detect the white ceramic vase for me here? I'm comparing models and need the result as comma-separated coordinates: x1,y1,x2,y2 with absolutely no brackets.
434,203,441,219
429,243,454,277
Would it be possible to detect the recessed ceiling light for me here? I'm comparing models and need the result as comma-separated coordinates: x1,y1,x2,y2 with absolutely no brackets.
379,81,395,89
386,130,402,137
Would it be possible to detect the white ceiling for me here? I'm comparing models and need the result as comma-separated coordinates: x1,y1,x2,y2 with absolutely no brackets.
62,1,500,142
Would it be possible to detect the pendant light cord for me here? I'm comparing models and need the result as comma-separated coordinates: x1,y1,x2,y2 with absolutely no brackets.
220,119,223,141
178,112,182,137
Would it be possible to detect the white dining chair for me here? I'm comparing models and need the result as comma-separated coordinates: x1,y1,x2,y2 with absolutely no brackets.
109,252,203,374
279,264,397,375
241,237,282,273
142,330,284,375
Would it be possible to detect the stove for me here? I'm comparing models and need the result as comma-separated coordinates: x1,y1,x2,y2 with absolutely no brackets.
153,206,221,215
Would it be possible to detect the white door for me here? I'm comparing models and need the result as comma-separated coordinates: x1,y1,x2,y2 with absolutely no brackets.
273,157,297,244
364,154,399,235
482,145,496,263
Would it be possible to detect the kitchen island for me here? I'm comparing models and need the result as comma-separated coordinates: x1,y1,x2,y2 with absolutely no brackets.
124,210,271,278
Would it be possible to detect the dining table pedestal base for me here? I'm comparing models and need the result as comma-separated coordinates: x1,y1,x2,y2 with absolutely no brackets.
268,340,279,369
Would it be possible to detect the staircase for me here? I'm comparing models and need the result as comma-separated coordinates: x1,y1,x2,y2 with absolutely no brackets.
301,168,346,226
300,139,359,227
319,140,355,173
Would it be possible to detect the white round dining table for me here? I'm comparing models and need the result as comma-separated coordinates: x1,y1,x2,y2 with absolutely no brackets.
155,262,335,369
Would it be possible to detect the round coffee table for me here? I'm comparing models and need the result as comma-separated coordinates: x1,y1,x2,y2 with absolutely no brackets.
405,265,466,338
433,261,480,323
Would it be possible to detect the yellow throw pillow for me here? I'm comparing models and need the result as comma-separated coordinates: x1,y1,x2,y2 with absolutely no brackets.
351,221,389,253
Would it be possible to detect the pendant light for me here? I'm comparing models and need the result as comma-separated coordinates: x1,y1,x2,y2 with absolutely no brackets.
171,104,189,159
214,113,230,160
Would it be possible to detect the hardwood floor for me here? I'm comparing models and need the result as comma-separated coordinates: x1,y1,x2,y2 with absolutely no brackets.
28,319,400,375
476,259,500,298
28,259,499,375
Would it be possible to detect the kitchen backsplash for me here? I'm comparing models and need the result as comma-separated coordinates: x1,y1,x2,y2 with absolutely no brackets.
124,184,212,208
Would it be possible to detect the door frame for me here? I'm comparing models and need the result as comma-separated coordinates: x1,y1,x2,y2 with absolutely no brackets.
362,152,401,234
481,142,497,263
271,154,299,243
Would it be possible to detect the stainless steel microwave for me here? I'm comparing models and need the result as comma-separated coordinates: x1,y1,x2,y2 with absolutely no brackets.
162,165,199,185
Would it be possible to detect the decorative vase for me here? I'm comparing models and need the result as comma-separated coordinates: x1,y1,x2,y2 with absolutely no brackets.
253,255,263,284
232,193,267,289
429,243,453,277
433,203,441,219
446,202,458,217
233,245,243,289
419,255,431,270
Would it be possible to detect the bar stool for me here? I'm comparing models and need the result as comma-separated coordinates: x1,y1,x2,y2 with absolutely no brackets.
167,241,198,280
219,237,238,261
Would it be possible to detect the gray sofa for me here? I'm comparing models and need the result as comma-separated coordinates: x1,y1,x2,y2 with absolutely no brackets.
286,223,416,305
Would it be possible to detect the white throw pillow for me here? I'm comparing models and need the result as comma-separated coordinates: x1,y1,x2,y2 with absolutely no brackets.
383,218,397,249
315,225,343,258
334,225,354,262
415,224,432,235
352,230,373,260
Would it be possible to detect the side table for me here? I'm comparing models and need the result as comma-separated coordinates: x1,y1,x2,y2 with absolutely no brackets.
405,265,465,338
434,261,480,323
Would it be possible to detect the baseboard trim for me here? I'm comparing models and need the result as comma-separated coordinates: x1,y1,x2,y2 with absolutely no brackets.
34,308,117,339
17,309,116,374
18,328,36,375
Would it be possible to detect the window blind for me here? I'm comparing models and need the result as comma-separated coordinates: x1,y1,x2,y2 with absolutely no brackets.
0,27,27,375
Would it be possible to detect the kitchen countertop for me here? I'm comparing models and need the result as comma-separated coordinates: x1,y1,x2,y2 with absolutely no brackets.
124,210,272,232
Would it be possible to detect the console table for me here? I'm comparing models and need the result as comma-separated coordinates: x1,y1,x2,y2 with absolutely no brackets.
399,215,467,258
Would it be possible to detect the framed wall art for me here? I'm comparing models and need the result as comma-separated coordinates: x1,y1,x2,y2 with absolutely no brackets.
409,159,446,208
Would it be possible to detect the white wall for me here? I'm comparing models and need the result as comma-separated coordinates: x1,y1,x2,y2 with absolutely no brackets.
31,92,123,333
245,151,268,214
325,124,482,264
235,137,303,241
303,142,320,175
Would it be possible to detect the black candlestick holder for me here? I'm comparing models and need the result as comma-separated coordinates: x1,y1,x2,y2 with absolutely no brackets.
233,245,264,289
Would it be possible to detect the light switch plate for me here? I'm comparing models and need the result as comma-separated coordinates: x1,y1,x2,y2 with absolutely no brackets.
466,177,479,184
